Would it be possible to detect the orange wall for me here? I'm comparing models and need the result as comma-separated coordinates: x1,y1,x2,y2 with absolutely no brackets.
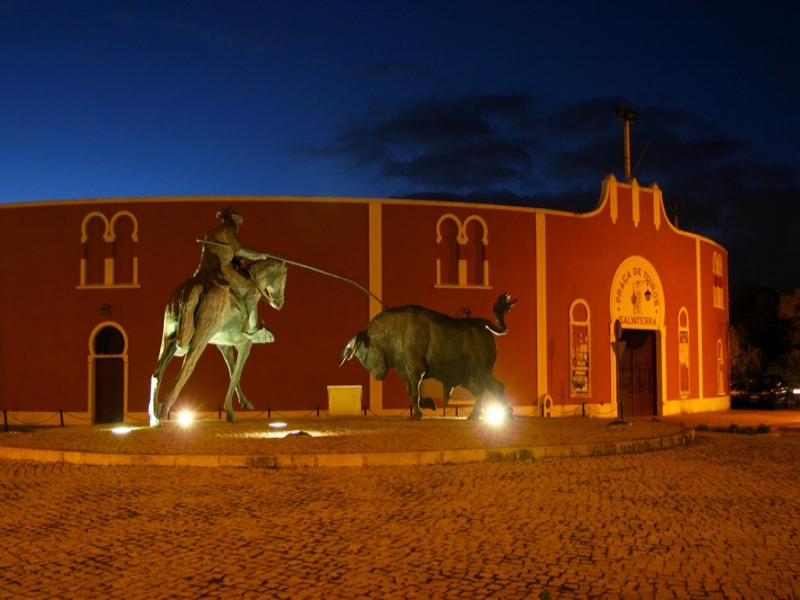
543,181,727,407
373,203,539,410
0,180,729,419
0,199,372,415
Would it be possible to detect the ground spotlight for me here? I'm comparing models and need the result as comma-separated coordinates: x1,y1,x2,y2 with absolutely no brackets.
177,411,194,427
482,402,509,426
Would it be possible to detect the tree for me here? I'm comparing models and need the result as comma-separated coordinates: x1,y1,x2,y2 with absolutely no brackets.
729,281,791,377
728,323,763,381
779,289,800,378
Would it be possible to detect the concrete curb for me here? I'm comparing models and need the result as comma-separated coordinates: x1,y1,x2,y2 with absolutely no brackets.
0,429,695,468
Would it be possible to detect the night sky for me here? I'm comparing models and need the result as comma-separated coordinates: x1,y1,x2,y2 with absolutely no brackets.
2,1,798,290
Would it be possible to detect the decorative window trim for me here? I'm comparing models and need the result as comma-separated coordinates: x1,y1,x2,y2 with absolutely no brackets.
78,210,141,289
434,213,491,289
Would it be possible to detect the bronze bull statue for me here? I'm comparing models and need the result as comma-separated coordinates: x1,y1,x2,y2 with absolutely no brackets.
339,293,517,419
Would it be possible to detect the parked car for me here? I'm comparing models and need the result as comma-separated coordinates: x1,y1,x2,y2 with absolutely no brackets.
731,375,795,410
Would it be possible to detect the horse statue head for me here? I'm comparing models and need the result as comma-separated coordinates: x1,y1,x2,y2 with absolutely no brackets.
248,257,287,311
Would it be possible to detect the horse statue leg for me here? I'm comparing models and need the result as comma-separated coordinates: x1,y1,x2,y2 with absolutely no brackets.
149,339,178,427
154,287,223,423
157,337,211,422
220,342,253,422
218,345,255,411
149,300,183,427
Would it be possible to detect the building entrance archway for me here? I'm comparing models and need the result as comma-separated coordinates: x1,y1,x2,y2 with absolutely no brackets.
610,256,664,419
90,323,128,424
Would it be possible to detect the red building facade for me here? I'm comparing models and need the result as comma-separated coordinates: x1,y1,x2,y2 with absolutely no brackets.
0,174,729,425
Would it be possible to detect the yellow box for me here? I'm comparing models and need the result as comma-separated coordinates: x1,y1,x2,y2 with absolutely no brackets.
327,385,363,415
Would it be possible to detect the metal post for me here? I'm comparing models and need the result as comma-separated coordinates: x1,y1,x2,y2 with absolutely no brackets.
615,105,637,181
611,319,627,422
59,409,64,427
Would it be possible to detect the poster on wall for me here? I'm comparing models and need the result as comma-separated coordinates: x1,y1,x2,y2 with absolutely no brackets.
570,323,590,397
679,330,690,398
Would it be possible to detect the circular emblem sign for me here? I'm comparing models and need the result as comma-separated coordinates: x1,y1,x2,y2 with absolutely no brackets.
610,256,663,329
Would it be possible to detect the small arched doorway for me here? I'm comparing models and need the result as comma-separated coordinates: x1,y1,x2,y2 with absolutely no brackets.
90,324,127,423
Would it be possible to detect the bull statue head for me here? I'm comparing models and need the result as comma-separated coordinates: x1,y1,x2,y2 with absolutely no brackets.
338,331,389,380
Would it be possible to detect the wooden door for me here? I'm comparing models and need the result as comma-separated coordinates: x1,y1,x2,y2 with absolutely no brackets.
619,329,657,418
95,357,124,423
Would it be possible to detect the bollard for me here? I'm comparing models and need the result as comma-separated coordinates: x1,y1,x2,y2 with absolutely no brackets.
59,409,64,427
3,410,7,432
218,407,222,420
316,405,320,417
363,406,367,416
268,406,271,419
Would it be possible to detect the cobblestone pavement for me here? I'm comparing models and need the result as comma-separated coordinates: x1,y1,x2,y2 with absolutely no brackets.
1,411,799,599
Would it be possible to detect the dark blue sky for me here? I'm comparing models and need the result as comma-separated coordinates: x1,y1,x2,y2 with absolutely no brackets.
2,1,798,289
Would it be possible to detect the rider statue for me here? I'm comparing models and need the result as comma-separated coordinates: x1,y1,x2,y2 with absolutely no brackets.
178,207,272,348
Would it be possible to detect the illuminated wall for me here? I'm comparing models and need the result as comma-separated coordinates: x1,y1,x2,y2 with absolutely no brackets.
0,175,729,423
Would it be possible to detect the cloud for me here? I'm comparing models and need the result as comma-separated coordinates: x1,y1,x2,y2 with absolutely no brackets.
324,93,545,191
320,93,800,290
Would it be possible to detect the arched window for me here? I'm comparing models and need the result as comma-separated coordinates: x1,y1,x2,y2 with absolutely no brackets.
712,252,724,309
717,339,726,395
94,325,125,355
82,212,108,286
435,214,490,288
436,215,460,286
569,300,591,397
79,210,140,288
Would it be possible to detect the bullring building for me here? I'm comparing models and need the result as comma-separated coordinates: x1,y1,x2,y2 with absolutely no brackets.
0,174,729,425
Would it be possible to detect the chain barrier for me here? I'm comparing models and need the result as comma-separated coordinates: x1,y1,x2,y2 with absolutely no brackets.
541,402,617,418
2,410,62,428
2,403,619,430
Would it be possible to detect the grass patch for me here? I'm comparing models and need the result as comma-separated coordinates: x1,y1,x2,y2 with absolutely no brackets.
695,423,771,434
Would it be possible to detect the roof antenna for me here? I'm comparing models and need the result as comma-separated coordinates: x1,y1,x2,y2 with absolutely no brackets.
615,105,637,181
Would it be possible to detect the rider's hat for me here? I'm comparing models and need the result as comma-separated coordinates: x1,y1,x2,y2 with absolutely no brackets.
216,206,243,227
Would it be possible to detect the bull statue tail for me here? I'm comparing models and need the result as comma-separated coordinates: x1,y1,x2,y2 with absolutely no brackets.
486,292,517,336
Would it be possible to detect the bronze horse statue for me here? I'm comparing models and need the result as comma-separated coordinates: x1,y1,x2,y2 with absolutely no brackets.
148,257,288,426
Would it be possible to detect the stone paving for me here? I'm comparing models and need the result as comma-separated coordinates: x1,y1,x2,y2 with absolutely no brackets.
1,410,799,598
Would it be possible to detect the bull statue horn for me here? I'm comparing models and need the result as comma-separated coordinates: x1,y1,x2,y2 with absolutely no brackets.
338,334,359,366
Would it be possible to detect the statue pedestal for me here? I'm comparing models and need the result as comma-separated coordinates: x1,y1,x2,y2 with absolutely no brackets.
327,385,363,415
